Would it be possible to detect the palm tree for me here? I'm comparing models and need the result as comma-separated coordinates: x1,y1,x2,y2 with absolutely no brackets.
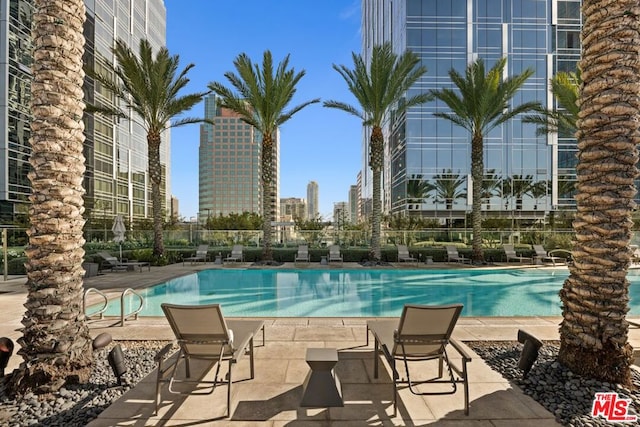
325,43,431,261
481,169,501,209
558,0,639,386
87,39,209,258
523,70,580,136
433,169,467,229
406,174,434,210
9,0,93,395
530,180,548,211
433,169,467,210
502,174,535,211
430,58,540,261
209,51,319,262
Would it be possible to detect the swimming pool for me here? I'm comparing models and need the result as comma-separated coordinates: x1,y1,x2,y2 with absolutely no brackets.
96,268,640,318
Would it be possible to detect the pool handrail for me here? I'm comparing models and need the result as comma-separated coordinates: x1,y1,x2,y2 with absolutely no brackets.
84,287,108,320
120,288,144,326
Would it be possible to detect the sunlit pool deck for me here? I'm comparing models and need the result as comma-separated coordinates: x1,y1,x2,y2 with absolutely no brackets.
1,261,639,425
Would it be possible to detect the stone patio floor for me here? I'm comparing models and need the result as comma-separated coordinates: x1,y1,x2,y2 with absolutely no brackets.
1,261,638,426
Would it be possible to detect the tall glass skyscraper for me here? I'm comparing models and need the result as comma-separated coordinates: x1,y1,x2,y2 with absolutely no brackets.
361,0,582,221
0,0,168,224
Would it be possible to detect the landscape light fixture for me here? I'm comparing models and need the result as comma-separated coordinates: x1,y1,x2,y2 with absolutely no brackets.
517,329,543,377
107,344,128,386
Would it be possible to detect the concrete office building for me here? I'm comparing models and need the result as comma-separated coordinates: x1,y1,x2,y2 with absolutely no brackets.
361,0,583,220
306,180,319,220
281,197,307,221
199,95,280,219
0,0,169,223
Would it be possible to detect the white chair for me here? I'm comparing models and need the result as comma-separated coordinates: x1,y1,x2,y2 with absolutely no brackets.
328,245,343,265
445,246,470,264
532,245,564,265
225,245,244,263
183,244,209,265
503,244,533,263
397,245,418,266
295,245,310,264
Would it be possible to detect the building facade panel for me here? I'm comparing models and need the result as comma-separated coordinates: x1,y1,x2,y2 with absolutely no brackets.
198,95,280,220
0,0,168,224
362,0,584,222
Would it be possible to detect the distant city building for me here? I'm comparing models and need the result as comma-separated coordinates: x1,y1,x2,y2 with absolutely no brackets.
348,185,358,223
199,95,280,218
280,197,306,221
0,0,168,223
306,180,319,219
362,0,585,219
356,171,364,221
333,201,349,228
170,196,179,220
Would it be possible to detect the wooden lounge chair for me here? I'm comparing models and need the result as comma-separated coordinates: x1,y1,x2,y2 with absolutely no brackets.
183,244,209,265
366,304,471,416
503,244,533,263
397,245,418,266
295,245,310,264
445,246,470,264
155,303,264,417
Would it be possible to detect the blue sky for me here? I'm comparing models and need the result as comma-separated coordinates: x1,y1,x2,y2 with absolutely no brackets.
165,0,363,221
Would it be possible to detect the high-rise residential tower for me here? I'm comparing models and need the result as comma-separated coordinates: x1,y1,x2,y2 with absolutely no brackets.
348,184,359,223
361,0,583,220
0,0,168,223
199,95,280,219
306,180,319,220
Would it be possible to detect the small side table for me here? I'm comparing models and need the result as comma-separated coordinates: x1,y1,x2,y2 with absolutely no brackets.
300,348,343,407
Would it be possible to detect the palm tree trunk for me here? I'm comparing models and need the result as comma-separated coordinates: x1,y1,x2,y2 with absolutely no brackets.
147,134,165,257
558,0,640,386
261,134,275,261
471,132,484,262
370,126,384,261
9,0,93,395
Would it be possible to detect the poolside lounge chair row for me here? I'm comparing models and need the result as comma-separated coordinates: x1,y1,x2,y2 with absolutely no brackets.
183,245,244,265
96,252,150,273
155,302,471,418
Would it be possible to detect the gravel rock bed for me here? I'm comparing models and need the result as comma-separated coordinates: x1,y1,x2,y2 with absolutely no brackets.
0,341,172,427
1,340,638,426
467,341,640,426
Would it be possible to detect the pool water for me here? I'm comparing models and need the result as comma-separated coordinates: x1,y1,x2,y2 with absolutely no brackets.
96,268,640,318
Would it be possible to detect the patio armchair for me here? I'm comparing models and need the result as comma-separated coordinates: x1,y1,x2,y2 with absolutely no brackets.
532,245,564,266
445,246,470,264
328,245,343,265
295,245,310,264
397,245,418,266
225,245,244,263
155,303,264,417
503,244,533,263
182,244,209,265
366,304,471,416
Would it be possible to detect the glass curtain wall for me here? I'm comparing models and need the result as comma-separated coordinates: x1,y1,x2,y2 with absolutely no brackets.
363,0,583,224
